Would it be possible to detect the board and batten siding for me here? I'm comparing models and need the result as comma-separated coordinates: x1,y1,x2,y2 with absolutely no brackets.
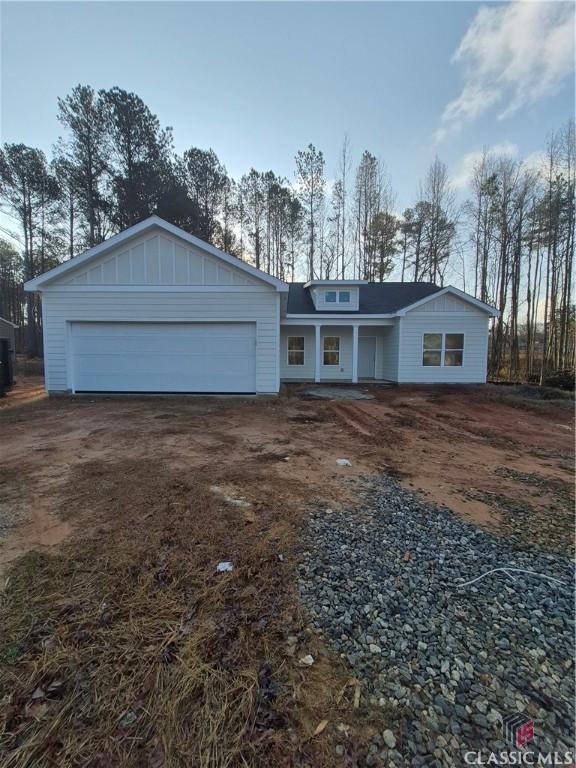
398,295,490,383
42,290,280,394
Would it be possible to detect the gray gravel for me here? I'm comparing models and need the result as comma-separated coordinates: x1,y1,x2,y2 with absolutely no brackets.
298,477,575,766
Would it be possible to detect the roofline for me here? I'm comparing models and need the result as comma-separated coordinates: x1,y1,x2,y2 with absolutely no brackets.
303,279,369,288
24,215,288,292
285,313,396,320
396,285,500,317
0,318,18,327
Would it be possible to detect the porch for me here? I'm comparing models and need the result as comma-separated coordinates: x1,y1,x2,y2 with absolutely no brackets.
280,321,398,384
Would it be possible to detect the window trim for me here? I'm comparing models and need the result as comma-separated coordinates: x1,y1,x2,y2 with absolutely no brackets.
322,335,341,367
325,290,337,303
422,332,465,367
287,335,305,366
338,290,351,303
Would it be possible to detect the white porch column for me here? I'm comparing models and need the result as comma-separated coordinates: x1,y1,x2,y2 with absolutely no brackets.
314,324,321,383
352,325,359,384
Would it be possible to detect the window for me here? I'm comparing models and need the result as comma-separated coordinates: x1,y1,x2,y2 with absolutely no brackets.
444,334,464,366
325,291,337,303
323,336,340,366
422,333,464,367
339,290,351,303
288,336,304,366
423,334,442,366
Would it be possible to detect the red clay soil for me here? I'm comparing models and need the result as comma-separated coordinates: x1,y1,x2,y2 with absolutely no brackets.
330,385,574,552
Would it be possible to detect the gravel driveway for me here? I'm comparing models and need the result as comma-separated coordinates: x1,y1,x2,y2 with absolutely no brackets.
299,477,575,767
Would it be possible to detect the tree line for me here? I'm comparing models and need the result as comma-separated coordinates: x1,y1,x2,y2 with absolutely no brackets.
0,84,573,379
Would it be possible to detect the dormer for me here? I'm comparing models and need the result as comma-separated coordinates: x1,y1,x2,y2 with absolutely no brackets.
304,280,367,311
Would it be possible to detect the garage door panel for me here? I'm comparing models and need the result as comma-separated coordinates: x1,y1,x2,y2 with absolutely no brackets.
71,322,256,393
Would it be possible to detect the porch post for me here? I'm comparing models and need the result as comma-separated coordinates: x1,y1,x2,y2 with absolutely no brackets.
314,324,321,383
352,325,359,384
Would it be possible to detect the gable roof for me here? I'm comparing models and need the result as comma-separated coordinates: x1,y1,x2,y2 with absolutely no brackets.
24,215,288,292
287,282,443,315
397,285,499,316
287,282,499,316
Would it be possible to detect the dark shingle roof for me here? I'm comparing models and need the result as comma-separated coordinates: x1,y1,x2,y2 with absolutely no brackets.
287,282,442,315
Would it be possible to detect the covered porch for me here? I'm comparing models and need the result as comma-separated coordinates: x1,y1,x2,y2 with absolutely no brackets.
280,319,397,384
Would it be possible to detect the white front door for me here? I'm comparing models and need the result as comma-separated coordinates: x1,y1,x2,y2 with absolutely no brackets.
70,321,257,393
358,337,376,378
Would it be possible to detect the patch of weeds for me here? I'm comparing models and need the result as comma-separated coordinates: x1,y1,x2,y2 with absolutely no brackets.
0,642,21,665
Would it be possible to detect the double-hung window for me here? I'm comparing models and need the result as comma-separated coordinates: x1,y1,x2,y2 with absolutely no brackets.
323,336,340,366
288,336,304,366
422,333,464,366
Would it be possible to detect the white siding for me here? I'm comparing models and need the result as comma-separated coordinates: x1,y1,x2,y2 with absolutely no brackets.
398,303,490,383
62,232,258,288
311,287,360,311
280,326,353,380
379,321,400,381
280,324,395,382
42,290,279,394
280,326,316,380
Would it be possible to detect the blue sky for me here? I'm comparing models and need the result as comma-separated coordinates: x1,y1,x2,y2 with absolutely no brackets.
1,1,574,213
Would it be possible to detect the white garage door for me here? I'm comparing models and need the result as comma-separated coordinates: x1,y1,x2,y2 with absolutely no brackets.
70,322,256,393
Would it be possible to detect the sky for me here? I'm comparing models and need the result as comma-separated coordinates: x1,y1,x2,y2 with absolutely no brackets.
0,0,574,220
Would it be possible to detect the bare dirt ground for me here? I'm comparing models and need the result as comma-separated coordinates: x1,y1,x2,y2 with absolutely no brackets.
0,377,573,767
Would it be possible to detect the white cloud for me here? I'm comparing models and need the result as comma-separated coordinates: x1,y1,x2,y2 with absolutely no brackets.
436,0,575,141
451,142,519,190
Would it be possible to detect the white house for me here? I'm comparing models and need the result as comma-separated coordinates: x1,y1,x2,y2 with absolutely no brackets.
25,216,499,394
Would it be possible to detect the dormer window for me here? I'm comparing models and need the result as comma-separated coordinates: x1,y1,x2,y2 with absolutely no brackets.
339,291,350,303
325,291,337,303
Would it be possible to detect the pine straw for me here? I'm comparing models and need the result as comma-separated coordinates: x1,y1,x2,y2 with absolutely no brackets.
0,458,384,767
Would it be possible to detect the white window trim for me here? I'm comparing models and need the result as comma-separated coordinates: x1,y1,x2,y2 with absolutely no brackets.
422,332,465,367
287,335,305,366
325,290,337,303
323,335,341,366
338,290,351,303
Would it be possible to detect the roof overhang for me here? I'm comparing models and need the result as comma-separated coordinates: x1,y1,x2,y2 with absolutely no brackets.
24,215,288,292
303,279,368,288
396,285,500,317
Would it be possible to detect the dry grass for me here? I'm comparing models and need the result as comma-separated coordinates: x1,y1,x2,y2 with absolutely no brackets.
0,457,383,767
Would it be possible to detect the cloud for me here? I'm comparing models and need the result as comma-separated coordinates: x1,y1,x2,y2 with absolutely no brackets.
451,142,519,190
436,0,575,141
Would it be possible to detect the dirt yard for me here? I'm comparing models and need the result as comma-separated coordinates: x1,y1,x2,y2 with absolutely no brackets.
0,378,573,767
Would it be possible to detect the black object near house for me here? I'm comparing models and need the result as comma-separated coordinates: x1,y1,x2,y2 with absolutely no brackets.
0,317,16,394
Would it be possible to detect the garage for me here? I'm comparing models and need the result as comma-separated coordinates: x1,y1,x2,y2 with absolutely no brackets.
24,216,286,394
70,322,257,393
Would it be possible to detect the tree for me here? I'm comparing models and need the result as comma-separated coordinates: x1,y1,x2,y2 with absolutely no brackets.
101,87,173,229
0,144,60,354
239,169,266,269
57,85,109,247
369,211,400,281
182,148,227,244
420,157,456,284
295,144,325,280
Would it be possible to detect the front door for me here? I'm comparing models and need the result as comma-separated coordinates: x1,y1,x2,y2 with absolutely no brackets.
358,337,376,378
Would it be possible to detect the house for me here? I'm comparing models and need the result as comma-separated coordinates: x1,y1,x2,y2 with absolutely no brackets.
0,317,17,392
24,216,499,395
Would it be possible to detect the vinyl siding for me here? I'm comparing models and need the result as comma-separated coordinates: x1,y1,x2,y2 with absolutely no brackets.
398,306,490,383
280,324,394,381
41,290,279,394
379,321,400,381
280,326,353,380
